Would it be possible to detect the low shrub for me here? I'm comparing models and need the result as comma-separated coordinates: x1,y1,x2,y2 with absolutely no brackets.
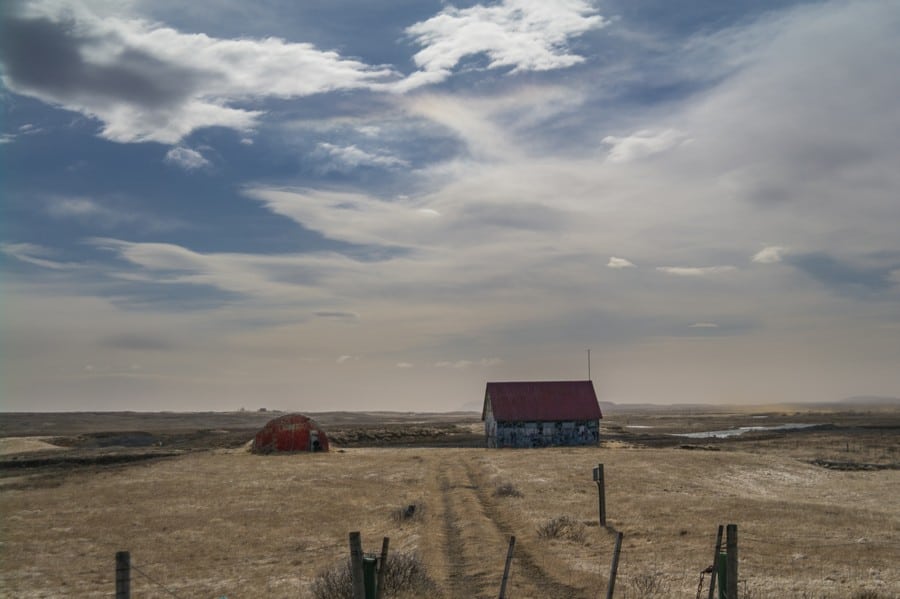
310,562,352,599
536,515,586,543
628,571,669,598
381,551,437,596
310,550,436,599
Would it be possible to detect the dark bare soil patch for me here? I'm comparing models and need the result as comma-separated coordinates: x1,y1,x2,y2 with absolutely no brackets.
0,448,182,469
809,459,900,471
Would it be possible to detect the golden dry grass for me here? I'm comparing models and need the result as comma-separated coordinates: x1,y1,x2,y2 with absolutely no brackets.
1,442,898,598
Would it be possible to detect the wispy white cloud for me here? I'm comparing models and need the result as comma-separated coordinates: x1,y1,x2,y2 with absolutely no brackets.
244,188,445,248
44,196,102,218
396,362,414,368
17,123,44,135
1,242,77,270
435,360,469,368
602,129,691,164
689,322,720,328
753,246,787,264
164,147,211,170
89,237,343,301
402,92,521,160
315,143,409,170
399,0,607,91
608,256,635,269
435,358,503,368
656,266,737,277
40,195,182,231
357,126,381,137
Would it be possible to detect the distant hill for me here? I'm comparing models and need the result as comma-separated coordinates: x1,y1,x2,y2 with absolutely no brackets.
838,396,900,407
459,396,900,415
457,400,483,413
599,397,900,413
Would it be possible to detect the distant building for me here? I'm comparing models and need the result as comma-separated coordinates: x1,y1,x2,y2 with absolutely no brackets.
482,380,602,448
251,414,329,453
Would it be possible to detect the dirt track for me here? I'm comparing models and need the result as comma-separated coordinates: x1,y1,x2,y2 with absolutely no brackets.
424,452,588,598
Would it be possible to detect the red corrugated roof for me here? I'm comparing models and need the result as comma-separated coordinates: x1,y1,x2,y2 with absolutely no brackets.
482,380,602,422
252,413,330,453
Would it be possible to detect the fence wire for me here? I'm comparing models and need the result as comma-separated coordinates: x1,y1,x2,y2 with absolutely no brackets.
131,561,184,599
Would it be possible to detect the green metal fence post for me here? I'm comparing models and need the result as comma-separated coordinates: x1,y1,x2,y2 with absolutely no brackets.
363,554,378,599
717,551,727,599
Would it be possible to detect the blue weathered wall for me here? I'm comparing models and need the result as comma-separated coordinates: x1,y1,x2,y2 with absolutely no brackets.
486,420,599,448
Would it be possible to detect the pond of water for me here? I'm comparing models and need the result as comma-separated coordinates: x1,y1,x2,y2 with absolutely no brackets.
671,423,819,439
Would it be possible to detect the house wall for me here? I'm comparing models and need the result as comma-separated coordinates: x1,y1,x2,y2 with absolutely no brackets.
488,419,599,448
483,400,498,447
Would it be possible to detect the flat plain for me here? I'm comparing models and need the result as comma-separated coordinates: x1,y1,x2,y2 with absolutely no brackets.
1,407,898,598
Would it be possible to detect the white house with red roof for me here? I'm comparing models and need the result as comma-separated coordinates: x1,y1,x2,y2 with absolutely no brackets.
481,380,603,448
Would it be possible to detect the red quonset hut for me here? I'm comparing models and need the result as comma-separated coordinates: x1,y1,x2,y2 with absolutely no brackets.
251,414,330,453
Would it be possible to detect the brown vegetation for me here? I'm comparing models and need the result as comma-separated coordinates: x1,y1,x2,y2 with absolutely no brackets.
1,409,898,597
310,551,436,599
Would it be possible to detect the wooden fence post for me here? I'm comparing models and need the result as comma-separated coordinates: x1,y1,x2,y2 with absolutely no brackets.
498,535,516,599
375,537,390,599
726,524,738,599
115,551,130,599
605,531,623,599
593,464,607,527
349,531,366,599
707,524,724,599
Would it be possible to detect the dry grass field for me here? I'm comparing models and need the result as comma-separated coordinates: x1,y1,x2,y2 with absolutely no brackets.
1,409,898,598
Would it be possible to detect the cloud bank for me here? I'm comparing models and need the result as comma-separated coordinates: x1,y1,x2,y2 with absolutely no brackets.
0,2,395,143
0,0,605,144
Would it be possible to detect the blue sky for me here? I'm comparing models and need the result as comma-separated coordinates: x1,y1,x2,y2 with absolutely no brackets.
2,0,899,411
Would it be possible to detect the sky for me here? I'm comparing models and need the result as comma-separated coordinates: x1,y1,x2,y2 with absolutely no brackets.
2,0,899,412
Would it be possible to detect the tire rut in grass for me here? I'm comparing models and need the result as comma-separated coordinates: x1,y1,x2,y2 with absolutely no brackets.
463,459,589,599
438,457,518,599
438,469,482,598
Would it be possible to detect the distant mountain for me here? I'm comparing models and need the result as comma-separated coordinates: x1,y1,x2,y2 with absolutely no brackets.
839,396,900,407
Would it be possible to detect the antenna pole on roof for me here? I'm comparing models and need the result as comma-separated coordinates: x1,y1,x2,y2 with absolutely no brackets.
587,349,591,381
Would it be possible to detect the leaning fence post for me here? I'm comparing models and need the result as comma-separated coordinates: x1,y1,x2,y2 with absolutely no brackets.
498,535,516,599
375,537,390,599
593,464,607,527
605,531,624,599
707,524,724,599
115,551,130,599
349,532,366,599
726,524,738,599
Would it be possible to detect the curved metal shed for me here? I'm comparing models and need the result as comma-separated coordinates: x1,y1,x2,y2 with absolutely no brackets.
251,414,330,453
